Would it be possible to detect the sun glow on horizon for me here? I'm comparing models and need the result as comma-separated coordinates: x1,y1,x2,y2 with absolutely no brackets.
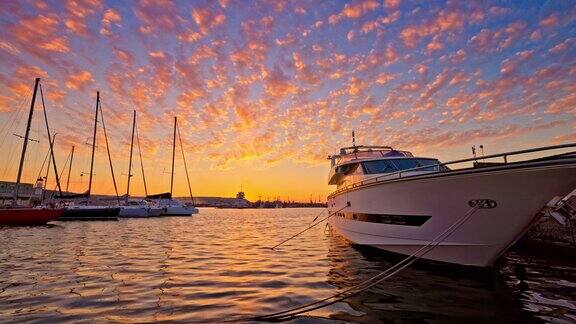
0,0,574,202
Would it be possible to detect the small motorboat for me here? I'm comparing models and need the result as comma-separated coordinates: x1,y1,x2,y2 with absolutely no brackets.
327,141,576,267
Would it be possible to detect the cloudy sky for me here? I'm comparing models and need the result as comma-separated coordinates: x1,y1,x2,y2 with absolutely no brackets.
0,0,575,201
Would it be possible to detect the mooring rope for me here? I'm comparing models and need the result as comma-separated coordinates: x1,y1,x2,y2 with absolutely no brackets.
226,200,486,322
270,204,348,250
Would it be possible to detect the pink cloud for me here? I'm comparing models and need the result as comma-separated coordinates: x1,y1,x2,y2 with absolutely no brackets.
500,50,533,75
100,8,121,36
384,0,400,9
469,21,527,52
191,6,226,35
400,9,465,48
65,70,93,90
539,13,559,28
63,0,101,36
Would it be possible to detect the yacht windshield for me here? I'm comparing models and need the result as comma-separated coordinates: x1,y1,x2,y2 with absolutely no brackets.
362,158,443,174
362,160,398,174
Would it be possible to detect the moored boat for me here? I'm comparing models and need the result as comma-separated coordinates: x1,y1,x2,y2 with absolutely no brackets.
0,78,64,226
146,116,199,217
60,205,119,221
55,91,119,221
147,193,198,216
327,141,576,267
118,200,162,218
0,208,64,226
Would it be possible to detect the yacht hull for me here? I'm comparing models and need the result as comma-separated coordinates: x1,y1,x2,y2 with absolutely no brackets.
328,162,576,267
118,206,150,218
160,206,197,216
0,208,64,226
147,207,163,217
59,207,120,221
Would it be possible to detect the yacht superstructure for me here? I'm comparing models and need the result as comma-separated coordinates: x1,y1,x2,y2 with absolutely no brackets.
327,144,576,267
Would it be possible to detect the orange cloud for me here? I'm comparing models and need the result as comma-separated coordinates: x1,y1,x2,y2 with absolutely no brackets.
500,50,533,75
384,0,400,9
39,37,70,53
134,0,178,35
65,70,93,90
100,8,121,35
264,65,297,99
191,6,226,35
64,0,101,36
375,72,395,85
342,0,379,19
469,21,527,53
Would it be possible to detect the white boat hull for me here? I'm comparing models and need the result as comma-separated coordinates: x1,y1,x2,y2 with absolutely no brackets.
328,163,576,267
118,206,150,218
147,207,163,217
160,205,199,216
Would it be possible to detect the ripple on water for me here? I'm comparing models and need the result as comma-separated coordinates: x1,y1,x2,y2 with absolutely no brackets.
0,208,575,322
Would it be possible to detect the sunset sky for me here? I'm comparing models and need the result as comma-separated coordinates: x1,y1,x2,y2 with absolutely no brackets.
0,0,575,201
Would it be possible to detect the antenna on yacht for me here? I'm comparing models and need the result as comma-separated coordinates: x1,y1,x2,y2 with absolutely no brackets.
480,145,484,158
352,130,356,147
471,145,476,158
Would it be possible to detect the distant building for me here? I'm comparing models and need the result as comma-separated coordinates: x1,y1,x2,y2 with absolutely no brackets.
233,192,249,208
0,179,44,206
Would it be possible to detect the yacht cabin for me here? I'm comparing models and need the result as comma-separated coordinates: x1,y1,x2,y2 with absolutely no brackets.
328,145,446,188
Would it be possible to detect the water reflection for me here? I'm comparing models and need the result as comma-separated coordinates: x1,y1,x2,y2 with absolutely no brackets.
324,231,536,322
0,209,574,322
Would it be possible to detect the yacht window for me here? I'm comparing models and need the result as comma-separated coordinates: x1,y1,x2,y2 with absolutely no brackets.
362,160,398,174
337,163,360,175
414,159,441,171
390,159,419,170
362,158,444,174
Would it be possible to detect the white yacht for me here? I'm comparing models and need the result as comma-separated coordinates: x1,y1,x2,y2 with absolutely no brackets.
147,193,198,216
327,143,576,267
159,199,199,216
118,200,162,218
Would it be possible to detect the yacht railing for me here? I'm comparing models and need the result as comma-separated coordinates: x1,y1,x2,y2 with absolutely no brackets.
329,143,576,197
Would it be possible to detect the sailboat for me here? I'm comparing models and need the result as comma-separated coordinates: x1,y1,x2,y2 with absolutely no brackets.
118,110,161,217
0,78,64,225
58,91,119,221
148,116,198,216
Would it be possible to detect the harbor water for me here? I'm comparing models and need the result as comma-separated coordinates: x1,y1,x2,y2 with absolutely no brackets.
0,208,574,322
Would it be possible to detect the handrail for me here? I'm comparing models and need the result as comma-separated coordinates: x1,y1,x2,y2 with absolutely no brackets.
329,142,576,198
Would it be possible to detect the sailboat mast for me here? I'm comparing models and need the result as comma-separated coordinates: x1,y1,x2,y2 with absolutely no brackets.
135,123,148,196
42,133,56,201
170,116,176,196
39,84,62,196
66,145,74,192
87,91,99,198
98,98,120,204
14,77,40,202
176,121,195,205
126,110,136,200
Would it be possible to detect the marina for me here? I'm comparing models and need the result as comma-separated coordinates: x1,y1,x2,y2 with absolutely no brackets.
1,0,575,322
